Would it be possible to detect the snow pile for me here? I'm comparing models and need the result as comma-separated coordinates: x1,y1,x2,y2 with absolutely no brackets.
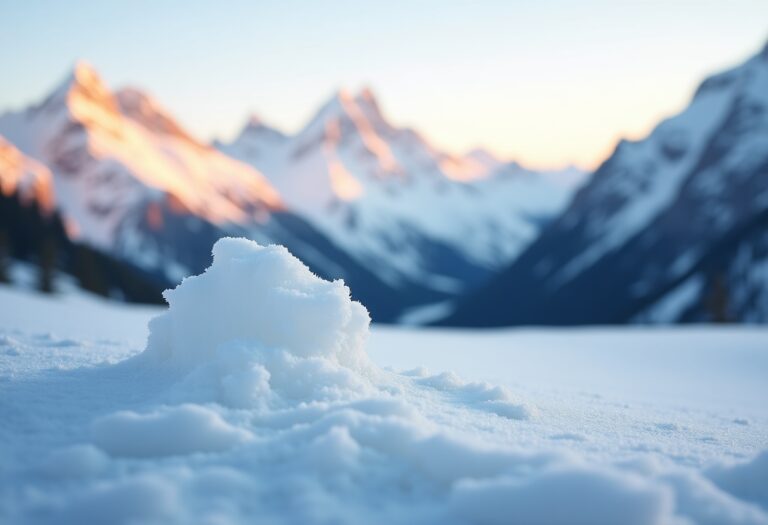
1,239,767,524
142,237,375,408
145,237,370,369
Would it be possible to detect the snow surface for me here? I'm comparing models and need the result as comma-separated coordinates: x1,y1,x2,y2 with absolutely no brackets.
1,238,767,524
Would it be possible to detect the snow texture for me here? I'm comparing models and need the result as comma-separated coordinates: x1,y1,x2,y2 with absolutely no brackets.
0,238,766,524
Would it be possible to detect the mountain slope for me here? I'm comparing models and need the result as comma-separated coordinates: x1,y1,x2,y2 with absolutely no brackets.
0,139,167,302
220,88,581,294
0,136,55,212
442,42,768,326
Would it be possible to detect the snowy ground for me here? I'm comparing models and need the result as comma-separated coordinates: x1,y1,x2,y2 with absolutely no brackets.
1,241,767,524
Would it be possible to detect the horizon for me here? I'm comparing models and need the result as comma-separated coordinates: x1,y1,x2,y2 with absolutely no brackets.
1,0,767,170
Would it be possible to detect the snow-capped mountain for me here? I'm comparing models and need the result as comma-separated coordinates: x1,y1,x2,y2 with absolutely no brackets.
0,63,581,320
0,63,282,252
443,42,768,326
219,88,581,294
0,63,432,321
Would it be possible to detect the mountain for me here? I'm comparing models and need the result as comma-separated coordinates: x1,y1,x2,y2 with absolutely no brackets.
441,42,768,326
0,62,280,259
0,63,430,321
215,114,288,174
0,63,582,321
218,88,582,297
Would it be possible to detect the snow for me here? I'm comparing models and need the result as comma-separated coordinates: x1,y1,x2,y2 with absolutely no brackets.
91,405,252,458
708,450,768,509
450,466,673,525
0,238,767,524
144,237,370,370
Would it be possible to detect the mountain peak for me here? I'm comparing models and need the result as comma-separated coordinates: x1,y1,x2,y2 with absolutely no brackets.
356,86,377,104
43,60,117,115
246,113,265,128
71,60,100,86
334,88,355,102
354,87,384,118
321,87,381,116
62,60,110,98
233,113,287,142
465,148,502,168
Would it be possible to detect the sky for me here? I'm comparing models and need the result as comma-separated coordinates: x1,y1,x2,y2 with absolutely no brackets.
0,1,766,170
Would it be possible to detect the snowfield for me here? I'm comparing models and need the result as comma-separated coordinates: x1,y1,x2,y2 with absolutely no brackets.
0,239,767,525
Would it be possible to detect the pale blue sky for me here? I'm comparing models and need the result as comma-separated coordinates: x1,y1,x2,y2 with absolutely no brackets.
1,0,766,168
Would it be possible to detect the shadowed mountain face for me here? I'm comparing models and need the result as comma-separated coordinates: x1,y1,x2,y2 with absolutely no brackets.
0,64,577,321
442,43,768,326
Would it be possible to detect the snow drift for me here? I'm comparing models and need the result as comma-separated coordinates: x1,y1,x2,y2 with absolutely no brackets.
1,238,767,524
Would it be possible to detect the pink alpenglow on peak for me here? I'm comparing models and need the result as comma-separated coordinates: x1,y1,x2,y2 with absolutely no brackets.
0,63,284,257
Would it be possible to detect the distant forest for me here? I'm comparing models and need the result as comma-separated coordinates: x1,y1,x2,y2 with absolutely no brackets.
0,190,166,304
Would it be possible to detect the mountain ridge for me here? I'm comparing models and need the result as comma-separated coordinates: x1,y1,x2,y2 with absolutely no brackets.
440,42,768,326
1,63,579,321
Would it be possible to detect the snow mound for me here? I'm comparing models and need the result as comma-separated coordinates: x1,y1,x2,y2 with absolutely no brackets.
145,237,371,370
141,237,375,408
